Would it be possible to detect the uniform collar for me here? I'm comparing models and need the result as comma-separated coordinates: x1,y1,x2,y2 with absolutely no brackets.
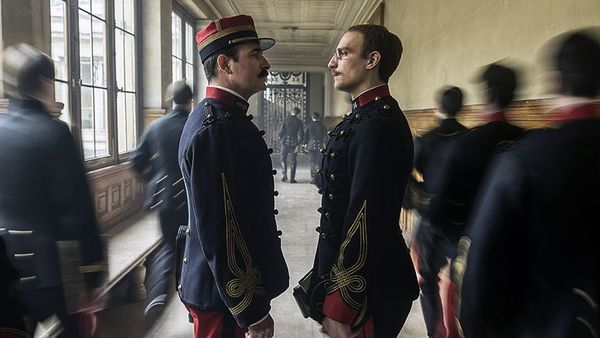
352,84,390,109
206,85,250,112
486,111,506,122
548,102,600,123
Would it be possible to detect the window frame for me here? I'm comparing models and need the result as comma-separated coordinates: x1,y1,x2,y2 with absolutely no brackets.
171,2,197,97
50,0,142,170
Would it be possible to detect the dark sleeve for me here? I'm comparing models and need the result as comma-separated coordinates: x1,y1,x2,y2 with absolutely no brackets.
298,121,305,144
185,128,271,327
455,153,527,337
130,126,155,180
322,120,410,326
278,120,285,140
304,125,310,145
48,125,106,288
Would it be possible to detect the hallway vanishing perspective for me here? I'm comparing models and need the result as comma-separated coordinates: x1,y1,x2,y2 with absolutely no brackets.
98,166,426,338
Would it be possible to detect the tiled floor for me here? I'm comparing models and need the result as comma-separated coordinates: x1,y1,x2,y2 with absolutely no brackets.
97,167,426,338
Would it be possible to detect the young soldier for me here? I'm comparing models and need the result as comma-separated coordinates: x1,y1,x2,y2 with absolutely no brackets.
307,25,419,338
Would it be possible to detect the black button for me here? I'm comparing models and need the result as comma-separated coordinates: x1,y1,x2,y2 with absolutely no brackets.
248,114,254,120
328,193,334,200
329,152,336,159
339,130,345,136
327,131,334,137
315,226,321,233
277,230,283,236
267,148,274,154
318,189,323,194
315,168,321,175
317,207,323,214
260,130,266,136
272,170,277,175
324,212,330,218
320,232,328,240
274,209,279,215
320,148,326,154
330,174,335,181
273,191,279,196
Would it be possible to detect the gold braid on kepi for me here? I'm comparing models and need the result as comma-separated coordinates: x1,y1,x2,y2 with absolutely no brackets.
222,173,265,316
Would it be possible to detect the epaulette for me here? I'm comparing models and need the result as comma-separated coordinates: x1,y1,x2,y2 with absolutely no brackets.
202,102,219,125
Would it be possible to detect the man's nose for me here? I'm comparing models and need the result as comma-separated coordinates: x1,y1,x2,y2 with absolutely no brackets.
328,55,336,69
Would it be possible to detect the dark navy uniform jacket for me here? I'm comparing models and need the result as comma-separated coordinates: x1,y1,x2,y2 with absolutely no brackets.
456,103,600,337
411,118,467,211
304,120,328,152
279,115,304,147
309,85,419,328
0,100,106,291
178,86,289,327
132,106,188,213
428,113,523,245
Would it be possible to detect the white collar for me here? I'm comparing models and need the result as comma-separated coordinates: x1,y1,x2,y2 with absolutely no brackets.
208,85,248,103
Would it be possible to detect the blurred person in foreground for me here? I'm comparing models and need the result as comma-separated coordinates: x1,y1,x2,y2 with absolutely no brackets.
0,44,106,337
131,81,192,319
306,24,418,338
410,86,467,338
455,29,600,337
178,15,289,338
0,237,30,338
304,111,328,185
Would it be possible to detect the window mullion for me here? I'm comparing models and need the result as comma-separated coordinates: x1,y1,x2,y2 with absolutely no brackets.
69,0,84,155
105,0,118,163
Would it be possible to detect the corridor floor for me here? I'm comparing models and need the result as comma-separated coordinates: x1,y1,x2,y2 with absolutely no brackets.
98,167,426,338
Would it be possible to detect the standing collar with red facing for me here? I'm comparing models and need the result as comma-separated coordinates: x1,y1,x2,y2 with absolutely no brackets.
549,102,600,123
205,85,250,112
487,111,507,122
352,84,390,108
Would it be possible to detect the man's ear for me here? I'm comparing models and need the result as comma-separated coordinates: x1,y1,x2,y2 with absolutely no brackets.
216,54,233,74
365,51,382,70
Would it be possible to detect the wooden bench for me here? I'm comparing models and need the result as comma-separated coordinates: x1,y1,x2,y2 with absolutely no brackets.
98,212,163,301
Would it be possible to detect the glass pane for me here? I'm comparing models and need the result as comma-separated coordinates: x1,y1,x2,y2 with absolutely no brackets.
186,23,194,62
125,33,135,91
126,92,137,151
79,0,91,12
172,12,182,58
115,29,125,91
56,81,70,126
114,0,123,28
81,86,95,159
92,17,106,87
79,11,92,85
124,0,134,33
94,88,109,157
172,57,182,83
186,63,193,87
50,0,68,81
117,92,126,152
92,0,105,19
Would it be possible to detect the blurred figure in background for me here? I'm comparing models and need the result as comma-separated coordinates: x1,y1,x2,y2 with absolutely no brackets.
410,86,467,338
131,81,192,319
456,29,600,338
0,43,106,338
279,107,304,183
304,111,327,185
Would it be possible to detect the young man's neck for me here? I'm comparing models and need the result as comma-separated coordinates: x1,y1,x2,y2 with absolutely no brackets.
349,78,386,100
209,80,249,101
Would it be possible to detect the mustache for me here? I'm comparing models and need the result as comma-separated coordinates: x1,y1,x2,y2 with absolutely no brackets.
258,68,269,78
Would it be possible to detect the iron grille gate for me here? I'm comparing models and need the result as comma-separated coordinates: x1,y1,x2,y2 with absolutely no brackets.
259,72,309,153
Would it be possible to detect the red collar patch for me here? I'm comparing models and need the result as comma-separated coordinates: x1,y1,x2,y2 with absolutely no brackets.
354,85,390,108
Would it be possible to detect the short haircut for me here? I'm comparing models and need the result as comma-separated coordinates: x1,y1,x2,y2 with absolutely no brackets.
437,86,464,117
555,30,600,98
3,43,55,98
347,25,403,83
479,63,518,109
168,81,193,104
202,44,240,83
311,112,320,120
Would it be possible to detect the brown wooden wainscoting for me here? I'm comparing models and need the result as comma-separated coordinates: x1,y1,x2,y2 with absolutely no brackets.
88,163,143,233
404,98,553,137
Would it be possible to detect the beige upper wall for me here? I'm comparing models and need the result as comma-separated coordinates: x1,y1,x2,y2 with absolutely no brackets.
385,0,600,110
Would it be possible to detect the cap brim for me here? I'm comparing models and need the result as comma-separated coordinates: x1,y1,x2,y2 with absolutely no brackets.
259,38,276,52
